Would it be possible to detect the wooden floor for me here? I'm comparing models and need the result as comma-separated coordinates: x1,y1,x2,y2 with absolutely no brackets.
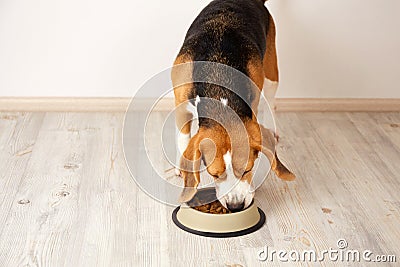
0,112,399,266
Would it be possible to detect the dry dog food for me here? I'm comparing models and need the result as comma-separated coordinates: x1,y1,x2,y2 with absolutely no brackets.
186,188,231,214
192,200,231,214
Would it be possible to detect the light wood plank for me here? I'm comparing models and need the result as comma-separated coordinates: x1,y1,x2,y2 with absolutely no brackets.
301,113,399,255
0,111,399,266
0,112,44,238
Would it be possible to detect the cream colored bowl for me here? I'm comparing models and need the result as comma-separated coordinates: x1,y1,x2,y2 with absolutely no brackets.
172,188,265,237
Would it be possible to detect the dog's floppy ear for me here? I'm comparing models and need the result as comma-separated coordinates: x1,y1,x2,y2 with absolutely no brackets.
258,124,296,181
178,133,202,203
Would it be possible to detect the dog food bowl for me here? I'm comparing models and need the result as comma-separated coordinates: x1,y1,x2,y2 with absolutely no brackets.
172,188,265,237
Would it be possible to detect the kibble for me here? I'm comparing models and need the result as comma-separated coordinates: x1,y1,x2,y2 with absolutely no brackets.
186,189,232,214
192,200,231,214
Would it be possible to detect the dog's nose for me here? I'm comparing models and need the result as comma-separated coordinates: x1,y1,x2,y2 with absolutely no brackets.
227,201,245,212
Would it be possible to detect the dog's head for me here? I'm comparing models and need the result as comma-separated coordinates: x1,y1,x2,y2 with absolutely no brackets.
178,119,295,211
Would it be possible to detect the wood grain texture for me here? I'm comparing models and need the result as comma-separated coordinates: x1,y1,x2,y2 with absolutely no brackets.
0,112,44,239
0,111,399,266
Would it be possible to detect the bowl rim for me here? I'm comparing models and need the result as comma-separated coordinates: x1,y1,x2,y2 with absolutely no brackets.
172,205,266,238
182,200,256,217
185,187,254,216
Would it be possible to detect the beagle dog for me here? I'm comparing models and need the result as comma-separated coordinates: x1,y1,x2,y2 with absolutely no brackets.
172,0,295,211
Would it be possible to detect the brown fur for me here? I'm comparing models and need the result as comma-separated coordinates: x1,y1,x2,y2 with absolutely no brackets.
178,119,295,202
173,2,295,203
263,14,279,82
172,54,193,135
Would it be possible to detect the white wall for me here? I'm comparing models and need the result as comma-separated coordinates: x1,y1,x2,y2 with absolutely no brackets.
270,0,400,98
0,0,399,98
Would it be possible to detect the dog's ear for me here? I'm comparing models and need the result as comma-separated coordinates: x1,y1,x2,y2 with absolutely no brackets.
178,133,202,203
255,123,296,181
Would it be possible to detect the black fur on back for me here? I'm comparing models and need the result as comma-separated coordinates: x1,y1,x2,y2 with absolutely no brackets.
178,0,270,127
